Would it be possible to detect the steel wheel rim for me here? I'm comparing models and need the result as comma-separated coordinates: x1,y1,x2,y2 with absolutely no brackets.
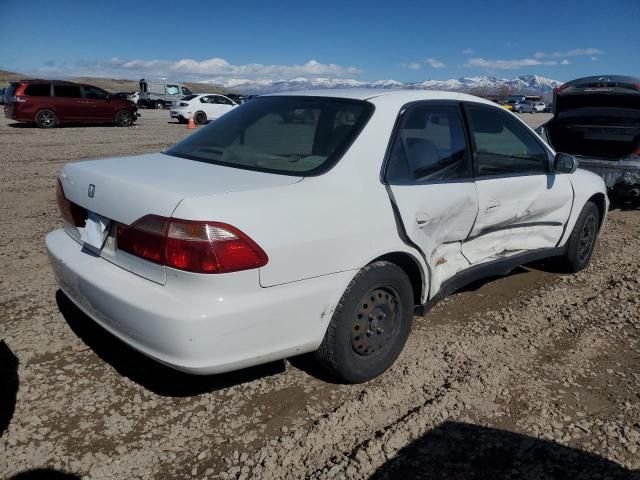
39,111,54,126
578,214,596,263
351,287,400,357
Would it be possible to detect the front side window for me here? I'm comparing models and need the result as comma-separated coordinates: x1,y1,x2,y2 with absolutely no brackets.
24,84,51,96
83,86,109,100
214,96,233,105
166,84,180,95
53,85,82,98
166,96,374,176
386,104,470,183
200,95,215,104
466,105,548,176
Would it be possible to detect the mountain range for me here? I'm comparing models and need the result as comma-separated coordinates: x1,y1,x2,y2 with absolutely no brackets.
205,74,562,96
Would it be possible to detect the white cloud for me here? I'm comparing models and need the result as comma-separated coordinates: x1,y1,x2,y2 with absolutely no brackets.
426,58,445,68
36,57,362,81
561,59,570,65
405,62,422,70
462,48,474,55
534,48,604,59
465,57,556,69
591,56,599,61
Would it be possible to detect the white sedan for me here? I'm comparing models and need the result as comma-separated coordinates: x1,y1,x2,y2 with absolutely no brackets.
170,93,238,124
47,90,608,383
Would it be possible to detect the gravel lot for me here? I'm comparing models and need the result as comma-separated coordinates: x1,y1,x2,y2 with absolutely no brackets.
1,110,639,479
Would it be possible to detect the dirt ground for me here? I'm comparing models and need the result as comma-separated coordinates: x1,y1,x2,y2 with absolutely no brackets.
1,110,639,480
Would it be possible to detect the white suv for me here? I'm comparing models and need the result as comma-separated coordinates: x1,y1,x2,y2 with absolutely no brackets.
47,90,607,383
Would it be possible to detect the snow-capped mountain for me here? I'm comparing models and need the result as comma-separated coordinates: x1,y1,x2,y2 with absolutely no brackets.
206,74,561,95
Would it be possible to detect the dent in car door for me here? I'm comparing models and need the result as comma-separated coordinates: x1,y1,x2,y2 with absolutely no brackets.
461,104,573,264
385,102,479,294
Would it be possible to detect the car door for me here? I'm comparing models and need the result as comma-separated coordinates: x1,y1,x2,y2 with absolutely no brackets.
211,95,236,118
198,95,217,117
461,103,573,264
82,86,113,121
385,102,478,294
52,84,85,121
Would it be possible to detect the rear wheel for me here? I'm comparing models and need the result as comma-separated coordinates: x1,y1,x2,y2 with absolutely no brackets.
35,109,58,128
562,201,600,272
194,111,207,125
315,261,414,383
155,101,164,110
115,110,134,127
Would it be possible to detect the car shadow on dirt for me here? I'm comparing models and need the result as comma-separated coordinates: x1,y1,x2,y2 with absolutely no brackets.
8,469,81,480
0,340,19,437
6,122,129,129
370,421,638,480
55,290,286,397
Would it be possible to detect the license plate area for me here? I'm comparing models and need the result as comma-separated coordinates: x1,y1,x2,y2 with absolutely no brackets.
81,211,112,252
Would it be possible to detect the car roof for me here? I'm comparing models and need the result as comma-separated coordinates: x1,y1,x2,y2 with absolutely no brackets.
264,88,497,106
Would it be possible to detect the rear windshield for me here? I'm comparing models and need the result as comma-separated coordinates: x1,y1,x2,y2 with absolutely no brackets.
5,84,18,98
166,96,374,176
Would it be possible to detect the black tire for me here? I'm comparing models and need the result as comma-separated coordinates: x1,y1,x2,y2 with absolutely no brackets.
563,201,600,272
115,110,134,127
35,109,58,128
155,101,164,110
315,261,414,383
194,111,207,125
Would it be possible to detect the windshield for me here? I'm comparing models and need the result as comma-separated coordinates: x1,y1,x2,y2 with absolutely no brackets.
165,96,374,176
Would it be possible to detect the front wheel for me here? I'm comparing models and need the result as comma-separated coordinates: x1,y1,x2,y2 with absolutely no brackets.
315,261,414,383
35,109,58,128
115,110,134,127
562,201,600,272
155,101,164,110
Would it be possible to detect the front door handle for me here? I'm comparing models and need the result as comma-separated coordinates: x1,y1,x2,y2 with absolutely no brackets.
486,200,501,212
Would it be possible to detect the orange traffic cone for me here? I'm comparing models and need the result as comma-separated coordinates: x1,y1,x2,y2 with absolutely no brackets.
187,112,196,129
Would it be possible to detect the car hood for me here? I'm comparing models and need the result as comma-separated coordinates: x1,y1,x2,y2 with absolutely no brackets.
60,152,302,225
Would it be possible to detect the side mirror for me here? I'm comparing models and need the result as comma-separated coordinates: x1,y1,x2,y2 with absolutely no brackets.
554,152,577,174
105,94,112,101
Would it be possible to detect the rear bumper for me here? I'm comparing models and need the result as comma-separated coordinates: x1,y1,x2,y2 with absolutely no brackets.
46,229,352,374
577,157,640,190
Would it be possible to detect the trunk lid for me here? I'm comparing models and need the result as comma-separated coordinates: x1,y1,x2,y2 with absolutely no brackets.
61,152,302,224
548,78,640,160
60,152,302,283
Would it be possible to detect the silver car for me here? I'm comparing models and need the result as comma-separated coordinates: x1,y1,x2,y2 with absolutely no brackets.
513,101,535,113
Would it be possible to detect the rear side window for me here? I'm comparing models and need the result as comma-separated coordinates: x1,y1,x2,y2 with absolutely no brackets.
166,96,374,176
24,84,50,96
465,105,548,176
53,85,82,98
386,104,471,183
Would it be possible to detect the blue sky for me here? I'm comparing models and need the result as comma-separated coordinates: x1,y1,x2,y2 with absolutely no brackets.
0,0,638,84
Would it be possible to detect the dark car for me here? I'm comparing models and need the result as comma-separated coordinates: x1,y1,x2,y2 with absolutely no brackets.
4,80,139,128
537,75,640,198
0,87,6,105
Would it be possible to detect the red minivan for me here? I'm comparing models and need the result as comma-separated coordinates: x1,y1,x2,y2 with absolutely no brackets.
4,80,139,128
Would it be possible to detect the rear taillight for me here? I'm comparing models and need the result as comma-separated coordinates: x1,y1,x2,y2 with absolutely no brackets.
116,216,268,274
554,84,568,93
56,179,86,227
